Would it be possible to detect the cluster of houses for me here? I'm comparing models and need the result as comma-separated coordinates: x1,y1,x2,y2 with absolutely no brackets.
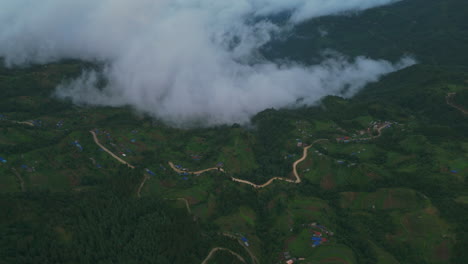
309,223,333,235
336,121,396,143
311,231,327,247
174,164,190,179
310,223,333,248
95,129,135,157
282,252,305,264
56,120,64,128
280,223,335,263
296,139,306,147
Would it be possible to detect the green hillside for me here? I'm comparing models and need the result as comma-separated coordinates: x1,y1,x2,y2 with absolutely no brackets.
1,1,468,263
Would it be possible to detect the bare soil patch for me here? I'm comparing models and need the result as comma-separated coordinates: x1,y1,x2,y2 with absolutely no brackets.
434,240,450,261
320,173,335,190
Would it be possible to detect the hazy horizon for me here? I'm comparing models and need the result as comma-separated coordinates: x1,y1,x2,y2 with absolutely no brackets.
0,0,414,126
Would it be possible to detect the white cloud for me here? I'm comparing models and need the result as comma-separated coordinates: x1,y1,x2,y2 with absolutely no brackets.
0,0,410,126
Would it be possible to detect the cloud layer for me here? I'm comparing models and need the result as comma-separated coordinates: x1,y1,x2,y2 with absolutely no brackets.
0,0,412,125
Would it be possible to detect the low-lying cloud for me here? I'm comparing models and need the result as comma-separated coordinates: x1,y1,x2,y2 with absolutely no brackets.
0,0,413,125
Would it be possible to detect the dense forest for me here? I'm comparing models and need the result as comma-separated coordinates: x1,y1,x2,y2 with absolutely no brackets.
0,167,214,264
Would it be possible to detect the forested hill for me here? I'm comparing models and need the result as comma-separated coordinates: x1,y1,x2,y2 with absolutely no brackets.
265,0,468,67
0,169,214,264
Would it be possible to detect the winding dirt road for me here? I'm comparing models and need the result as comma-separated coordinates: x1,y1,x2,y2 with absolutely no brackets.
170,139,328,189
90,130,327,189
12,168,25,192
446,92,468,115
222,233,259,264
201,247,246,264
137,174,149,198
12,121,35,127
354,123,391,141
168,162,225,175
90,131,135,169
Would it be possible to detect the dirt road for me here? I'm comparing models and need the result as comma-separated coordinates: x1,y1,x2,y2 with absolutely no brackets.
232,139,328,188
178,198,192,214
137,174,149,198
168,162,225,175
92,128,327,189
222,232,259,264
12,168,25,192
168,198,192,214
357,123,389,141
14,121,35,127
170,139,328,189
201,247,246,264
446,92,468,115
8,120,35,127
90,131,135,169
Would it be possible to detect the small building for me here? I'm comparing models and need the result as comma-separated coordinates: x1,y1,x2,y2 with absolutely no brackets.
0,157,7,163
73,141,83,151
241,237,249,247
145,168,156,176
21,165,34,172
